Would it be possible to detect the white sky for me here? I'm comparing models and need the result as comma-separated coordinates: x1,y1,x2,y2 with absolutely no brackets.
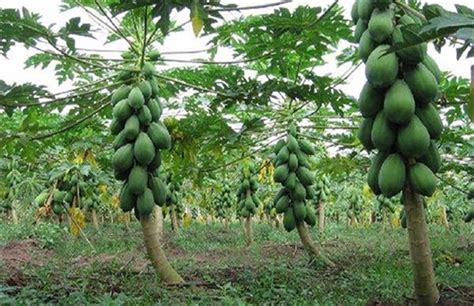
0,0,472,99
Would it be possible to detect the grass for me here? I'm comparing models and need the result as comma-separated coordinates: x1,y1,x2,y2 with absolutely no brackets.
0,219,473,305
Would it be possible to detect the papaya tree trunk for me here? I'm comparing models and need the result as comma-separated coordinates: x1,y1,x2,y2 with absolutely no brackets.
91,209,99,230
318,201,325,233
296,221,334,267
274,216,280,229
403,187,439,305
10,204,18,224
154,206,163,240
170,206,179,233
244,216,253,246
124,212,130,232
441,206,449,229
140,211,184,284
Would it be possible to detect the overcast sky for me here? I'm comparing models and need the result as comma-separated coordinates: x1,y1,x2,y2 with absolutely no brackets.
0,0,471,99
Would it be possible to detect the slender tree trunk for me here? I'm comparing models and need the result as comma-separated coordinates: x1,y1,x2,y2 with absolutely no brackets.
10,206,18,224
154,207,163,240
382,210,387,232
318,201,325,233
224,218,229,230
170,206,179,233
403,187,439,305
296,222,334,267
244,216,253,246
91,209,99,230
140,211,183,284
124,212,130,232
441,206,449,229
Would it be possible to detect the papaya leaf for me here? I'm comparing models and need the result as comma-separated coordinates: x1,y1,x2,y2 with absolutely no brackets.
191,0,205,37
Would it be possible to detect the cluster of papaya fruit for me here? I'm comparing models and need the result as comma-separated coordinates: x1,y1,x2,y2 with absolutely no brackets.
164,173,184,216
347,192,363,220
374,195,396,220
111,60,171,218
312,175,331,203
236,165,261,218
214,183,233,219
272,126,318,232
354,0,443,199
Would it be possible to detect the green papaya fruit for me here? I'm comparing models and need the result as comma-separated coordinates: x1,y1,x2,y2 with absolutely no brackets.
113,99,133,122
275,195,289,213
147,99,162,121
138,105,152,125
112,85,131,105
283,208,296,232
296,167,313,187
138,80,152,100
137,188,155,215
274,165,289,183
417,141,441,173
371,111,396,152
383,79,415,125
110,119,124,136
149,78,159,97
354,19,368,43
371,0,392,9
288,153,298,171
113,130,129,151
142,62,156,79
134,132,156,166
305,206,317,226
298,139,315,155
367,151,388,195
128,166,148,195
287,135,299,152
408,163,437,196
351,0,360,24
358,82,384,118
148,50,160,61
365,45,399,88
284,172,297,190
358,0,374,20
295,151,310,168
392,26,427,65
112,143,134,172
293,182,307,201
368,8,394,43
404,63,438,105
358,118,375,151
123,115,140,140
359,30,378,62
148,122,172,149
293,201,307,221
273,139,287,155
415,103,443,140
277,146,290,163
120,183,135,212
378,153,406,197
397,115,430,158
421,56,441,82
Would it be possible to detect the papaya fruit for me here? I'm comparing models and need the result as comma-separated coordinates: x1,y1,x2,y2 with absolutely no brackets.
138,105,152,125
295,151,310,168
293,201,307,221
138,80,152,100
351,0,360,24
148,122,172,149
273,139,287,155
408,163,437,196
148,50,160,61
287,134,299,152
415,103,443,139
359,30,377,62
383,79,415,125
120,183,135,212
288,153,298,171
293,182,307,201
274,164,289,183
358,118,375,151
128,166,148,195
110,119,124,136
277,146,290,163
149,78,159,97
128,87,145,110
367,151,388,195
53,190,65,203
358,0,374,20
284,172,297,190
273,188,286,205
397,115,430,158
371,111,396,152
305,206,317,226
142,62,156,79
275,195,289,213
113,98,133,122
354,19,368,43
113,130,129,150
306,186,316,200
134,132,156,166
112,85,131,105
147,99,162,121
371,0,392,9
392,26,427,65
283,208,296,232
368,8,394,43
123,115,140,140
148,150,161,171
379,153,406,197
137,188,155,215
112,143,134,172
298,139,315,155
464,208,474,223
417,140,441,173
358,82,384,118
422,56,441,83
365,45,399,88
404,63,438,105
296,167,313,187
117,69,134,83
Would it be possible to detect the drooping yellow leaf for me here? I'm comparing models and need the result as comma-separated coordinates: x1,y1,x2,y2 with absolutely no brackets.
190,0,204,37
